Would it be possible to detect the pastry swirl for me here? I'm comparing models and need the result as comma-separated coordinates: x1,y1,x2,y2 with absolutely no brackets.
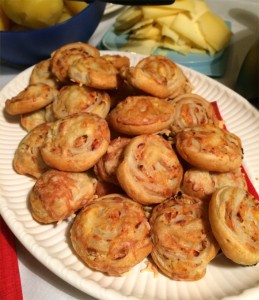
108,95,175,136
30,169,97,224
120,55,192,98
170,93,220,134
175,124,243,172
149,194,219,280
70,194,152,276
52,84,111,119
209,186,259,265
41,112,110,172
117,134,183,204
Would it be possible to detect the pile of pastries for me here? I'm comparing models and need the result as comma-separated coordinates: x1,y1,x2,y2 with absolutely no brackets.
5,42,259,280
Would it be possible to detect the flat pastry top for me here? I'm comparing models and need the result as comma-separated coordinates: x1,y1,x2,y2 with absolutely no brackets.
175,124,243,172
41,112,110,157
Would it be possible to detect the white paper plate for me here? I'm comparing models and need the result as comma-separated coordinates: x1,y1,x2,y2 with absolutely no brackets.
0,51,259,300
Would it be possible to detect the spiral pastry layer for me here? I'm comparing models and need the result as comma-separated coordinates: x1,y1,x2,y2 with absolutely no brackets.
209,186,259,265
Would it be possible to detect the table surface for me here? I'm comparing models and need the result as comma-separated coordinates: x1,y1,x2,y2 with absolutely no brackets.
0,1,258,299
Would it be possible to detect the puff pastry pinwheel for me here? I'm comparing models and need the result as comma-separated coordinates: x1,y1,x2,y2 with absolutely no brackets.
29,59,59,89
70,194,152,276
120,55,192,99
68,56,119,90
21,108,47,132
170,93,220,134
181,167,247,201
40,112,110,172
51,42,100,83
175,124,243,172
149,194,219,281
102,54,130,71
52,84,111,119
5,83,58,116
116,134,183,205
30,169,97,224
13,123,50,178
209,186,259,265
108,95,175,136
94,137,131,185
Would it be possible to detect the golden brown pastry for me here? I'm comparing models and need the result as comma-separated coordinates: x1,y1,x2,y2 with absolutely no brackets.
94,137,131,185
70,194,152,276
108,95,175,136
209,186,259,265
13,123,50,178
40,112,110,172
21,108,46,132
170,93,220,134
175,124,243,172
52,84,111,119
5,83,58,116
30,169,97,224
120,55,192,98
51,42,100,83
102,54,130,71
29,59,59,88
149,194,219,281
116,134,183,205
181,167,247,200
68,56,119,90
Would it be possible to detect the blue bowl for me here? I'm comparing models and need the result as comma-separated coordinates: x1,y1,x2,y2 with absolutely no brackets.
0,1,106,67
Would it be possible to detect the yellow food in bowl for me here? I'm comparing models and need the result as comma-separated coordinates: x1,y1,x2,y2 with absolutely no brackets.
0,0,88,31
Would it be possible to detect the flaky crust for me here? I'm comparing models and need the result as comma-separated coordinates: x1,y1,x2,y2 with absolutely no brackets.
149,194,219,280
13,123,50,178
170,93,220,134
117,134,183,204
94,137,131,185
30,169,97,224
5,83,57,116
68,56,119,90
108,95,175,136
209,186,259,265
120,55,192,98
40,112,110,172
181,167,247,200
102,54,130,71
51,42,100,83
175,124,243,172
21,108,46,132
52,84,111,119
70,194,152,276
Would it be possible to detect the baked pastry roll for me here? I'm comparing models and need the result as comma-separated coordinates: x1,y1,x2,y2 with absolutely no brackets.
149,194,219,281
94,137,131,185
120,55,192,99
13,123,50,178
41,112,110,172
21,108,46,132
181,167,247,200
30,169,97,224
52,84,111,119
68,56,119,90
70,194,152,276
175,124,243,172
209,186,259,265
51,42,100,83
108,95,175,136
170,93,220,134
29,59,59,89
102,54,130,71
5,83,57,116
116,134,183,205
